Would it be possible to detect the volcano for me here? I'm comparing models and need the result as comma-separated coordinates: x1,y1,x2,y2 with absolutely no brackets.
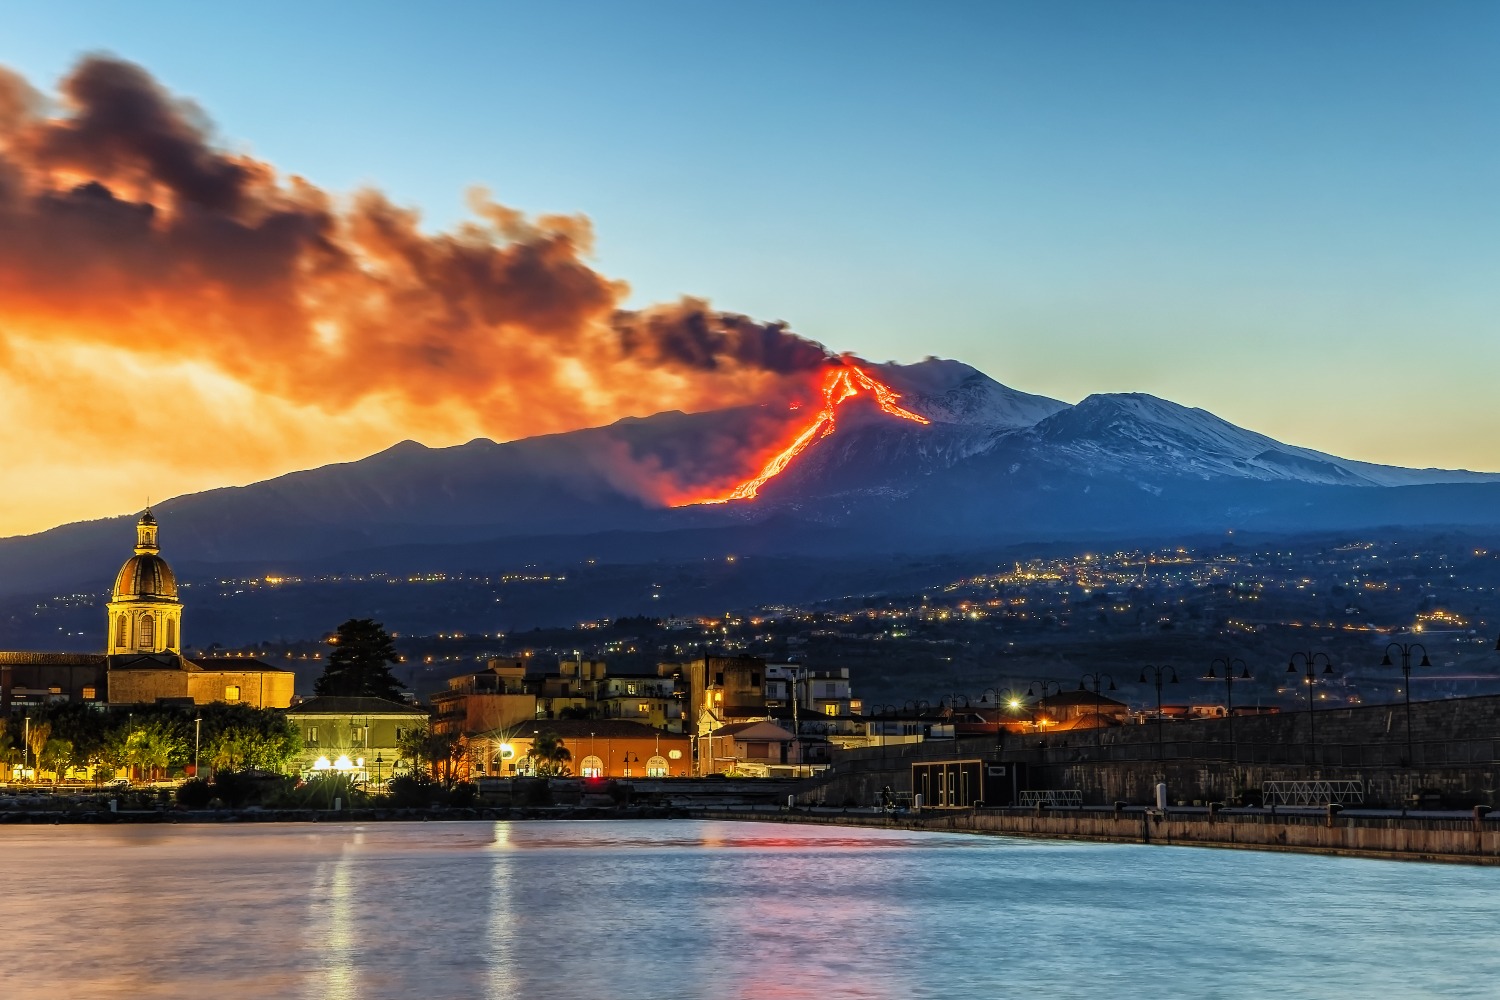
685,361,931,504
3,357,1500,605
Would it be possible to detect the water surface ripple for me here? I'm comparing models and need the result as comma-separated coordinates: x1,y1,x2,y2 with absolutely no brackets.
4,820,1496,999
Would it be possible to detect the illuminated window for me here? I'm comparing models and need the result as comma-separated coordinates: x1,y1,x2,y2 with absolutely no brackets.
82,687,96,700
165,619,177,649
115,616,127,648
824,705,838,716
646,755,668,777
308,727,318,744
580,755,604,778
139,614,155,649
225,685,241,702
638,703,649,715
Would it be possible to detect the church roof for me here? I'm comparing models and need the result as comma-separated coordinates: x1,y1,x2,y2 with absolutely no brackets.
113,553,178,601
192,656,289,673
286,696,426,716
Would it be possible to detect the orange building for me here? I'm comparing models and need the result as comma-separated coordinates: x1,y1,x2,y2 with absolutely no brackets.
503,719,690,778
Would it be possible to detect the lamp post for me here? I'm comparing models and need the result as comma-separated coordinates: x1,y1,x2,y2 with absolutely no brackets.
1287,651,1335,763
622,751,638,777
194,716,202,780
1077,673,1117,752
1138,665,1179,759
1205,658,1251,763
1381,641,1430,767
375,752,384,785
977,688,1006,748
22,715,29,781
1027,680,1065,732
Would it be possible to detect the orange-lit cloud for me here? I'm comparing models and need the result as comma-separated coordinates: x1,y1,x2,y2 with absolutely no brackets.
0,56,830,535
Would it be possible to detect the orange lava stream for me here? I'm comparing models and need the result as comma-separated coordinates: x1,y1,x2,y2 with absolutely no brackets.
691,363,930,505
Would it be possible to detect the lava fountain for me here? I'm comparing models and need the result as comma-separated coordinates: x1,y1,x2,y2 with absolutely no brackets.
682,362,930,505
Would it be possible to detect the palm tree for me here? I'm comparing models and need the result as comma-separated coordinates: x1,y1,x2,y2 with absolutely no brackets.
527,731,572,777
25,721,51,779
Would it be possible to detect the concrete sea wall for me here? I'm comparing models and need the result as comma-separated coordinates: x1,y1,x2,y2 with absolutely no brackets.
709,806,1500,865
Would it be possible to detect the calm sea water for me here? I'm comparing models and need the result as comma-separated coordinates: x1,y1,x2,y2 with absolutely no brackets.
3,819,1496,1000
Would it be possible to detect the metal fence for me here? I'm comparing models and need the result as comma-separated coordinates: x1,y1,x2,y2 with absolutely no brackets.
1019,789,1083,807
1262,780,1365,806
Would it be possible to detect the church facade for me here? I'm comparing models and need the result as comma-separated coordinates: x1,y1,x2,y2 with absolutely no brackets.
0,512,293,711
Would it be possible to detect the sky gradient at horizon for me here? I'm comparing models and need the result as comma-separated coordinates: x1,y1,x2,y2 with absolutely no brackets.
1,1,1497,536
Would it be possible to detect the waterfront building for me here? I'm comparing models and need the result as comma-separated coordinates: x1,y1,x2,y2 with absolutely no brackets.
0,512,292,711
504,718,690,778
285,695,430,782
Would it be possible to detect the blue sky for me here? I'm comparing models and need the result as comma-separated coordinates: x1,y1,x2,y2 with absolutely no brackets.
4,0,1498,470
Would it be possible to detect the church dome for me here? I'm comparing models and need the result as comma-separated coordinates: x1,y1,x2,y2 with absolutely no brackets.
113,553,179,601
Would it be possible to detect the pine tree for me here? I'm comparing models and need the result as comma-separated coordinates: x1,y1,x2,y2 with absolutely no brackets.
314,619,405,701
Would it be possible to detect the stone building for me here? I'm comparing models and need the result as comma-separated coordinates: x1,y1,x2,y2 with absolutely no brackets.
0,511,293,710
285,696,431,782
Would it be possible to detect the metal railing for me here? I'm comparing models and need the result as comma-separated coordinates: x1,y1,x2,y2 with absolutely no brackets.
1263,780,1365,806
1019,789,1083,807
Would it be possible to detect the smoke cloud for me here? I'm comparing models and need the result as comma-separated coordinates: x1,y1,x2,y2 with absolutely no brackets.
0,56,833,534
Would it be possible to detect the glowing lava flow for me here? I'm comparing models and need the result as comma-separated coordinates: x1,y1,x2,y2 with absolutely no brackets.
692,363,930,504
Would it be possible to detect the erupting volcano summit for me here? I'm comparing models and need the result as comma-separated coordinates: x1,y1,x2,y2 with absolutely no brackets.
685,362,931,505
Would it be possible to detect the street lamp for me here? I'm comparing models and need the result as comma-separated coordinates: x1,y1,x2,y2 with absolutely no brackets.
1027,680,1065,731
622,751,639,777
1077,673,1117,749
1287,651,1335,762
1381,641,1430,766
194,716,202,780
1205,658,1251,763
1138,665,1179,759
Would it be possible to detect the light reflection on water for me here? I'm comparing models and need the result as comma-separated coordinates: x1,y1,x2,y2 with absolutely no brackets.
3,819,1498,999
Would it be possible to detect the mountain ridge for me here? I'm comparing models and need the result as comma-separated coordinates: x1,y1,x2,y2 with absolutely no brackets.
3,356,1498,603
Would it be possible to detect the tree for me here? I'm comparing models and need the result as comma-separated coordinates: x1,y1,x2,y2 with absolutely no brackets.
526,731,572,777
315,619,406,700
25,720,51,775
39,738,74,782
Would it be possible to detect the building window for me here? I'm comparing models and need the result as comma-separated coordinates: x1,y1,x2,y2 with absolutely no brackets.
165,619,177,650
824,704,838,716
638,703,649,715
308,727,318,744
627,683,637,695
82,687,96,700
225,685,241,702
115,616,127,648
580,755,604,778
139,614,154,649
646,755,668,777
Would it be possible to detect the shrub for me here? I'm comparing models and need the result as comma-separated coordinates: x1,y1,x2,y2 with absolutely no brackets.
176,779,213,809
387,774,437,809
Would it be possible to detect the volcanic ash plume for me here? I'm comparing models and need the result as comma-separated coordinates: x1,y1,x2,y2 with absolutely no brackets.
0,56,836,531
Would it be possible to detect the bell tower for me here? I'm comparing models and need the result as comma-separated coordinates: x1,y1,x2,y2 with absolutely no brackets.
107,510,183,655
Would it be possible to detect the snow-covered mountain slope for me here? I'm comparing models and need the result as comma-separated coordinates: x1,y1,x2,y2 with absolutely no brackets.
1023,392,1500,488
869,358,1069,429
